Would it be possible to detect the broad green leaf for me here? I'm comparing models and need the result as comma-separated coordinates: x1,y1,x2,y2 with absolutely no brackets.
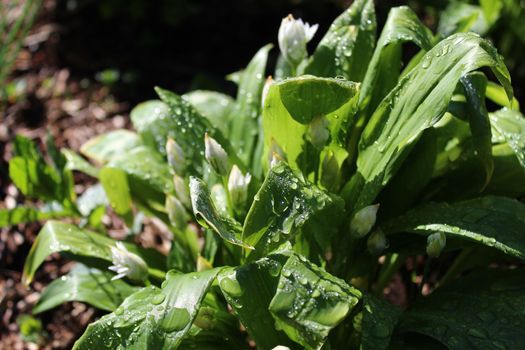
359,6,434,119
484,144,525,197
183,90,234,135
304,0,376,82
13,134,41,159
480,0,503,26
22,221,163,284
153,87,246,175
229,44,272,166
382,196,525,259
73,268,222,349
460,72,493,188
345,33,512,213
490,108,525,169
189,177,252,249
486,82,519,109
360,293,401,350
438,3,489,37
99,167,133,221
62,149,99,178
33,264,138,314
243,163,343,262
262,76,359,173
80,129,142,164
399,269,525,349
106,145,173,201
0,205,71,228
218,254,295,350
269,254,361,350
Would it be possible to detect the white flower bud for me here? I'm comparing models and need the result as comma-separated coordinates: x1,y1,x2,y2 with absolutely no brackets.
367,229,388,256
173,174,191,208
108,242,148,282
228,165,252,208
262,75,275,108
166,138,185,175
272,347,291,350
278,14,318,66
166,195,188,229
204,133,229,176
309,115,330,149
426,232,446,258
350,204,380,238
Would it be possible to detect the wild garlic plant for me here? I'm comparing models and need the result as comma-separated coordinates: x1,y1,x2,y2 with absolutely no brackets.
5,0,525,349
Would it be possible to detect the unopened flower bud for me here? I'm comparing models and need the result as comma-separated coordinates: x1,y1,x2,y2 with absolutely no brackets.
426,232,446,258
211,184,229,216
350,204,380,238
173,174,191,208
262,76,275,108
204,133,229,176
166,138,185,175
309,115,330,149
109,242,148,282
367,229,388,256
278,14,318,67
272,347,291,350
166,195,188,229
228,165,252,208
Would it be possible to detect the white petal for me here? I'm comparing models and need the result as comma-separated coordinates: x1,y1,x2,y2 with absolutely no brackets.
304,23,319,42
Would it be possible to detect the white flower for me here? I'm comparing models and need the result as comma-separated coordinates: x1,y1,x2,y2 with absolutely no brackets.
166,138,186,175
108,242,148,282
350,204,380,238
268,138,286,168
426,232,447,258
228,165,252,208
278,14,318,66
309,115,330,149
367,228,388,256
204,133,229,176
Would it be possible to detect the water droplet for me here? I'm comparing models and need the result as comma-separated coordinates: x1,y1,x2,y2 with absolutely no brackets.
114,306,124,316
152,293,166,305
158,307,190,333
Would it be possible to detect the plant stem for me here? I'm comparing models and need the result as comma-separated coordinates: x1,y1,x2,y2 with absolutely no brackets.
148,268,166,282
438,247,474,287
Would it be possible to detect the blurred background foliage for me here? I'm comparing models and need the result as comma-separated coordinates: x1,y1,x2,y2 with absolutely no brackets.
2,0,525,106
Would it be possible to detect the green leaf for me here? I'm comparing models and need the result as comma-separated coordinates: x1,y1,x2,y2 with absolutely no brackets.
382,196,525,259
438,3,488,37
398,269,525,349
217,254,295,350
460,72,493,188
0,205,71,228
262,76,359,173
242,163,343,262
80,130,142,164
189,177,252,249
345,33,512,213
153,87,246,176
229,44,272,166
304,0,376,82
490,108,525,169
359,6,434,119
183,90,234,135
360,293,401,350
269,254,361,350
73,268,222,349
486,82,520,109
99,167,133,221
62,149,99,178
33,264,138,314
22,221,161,284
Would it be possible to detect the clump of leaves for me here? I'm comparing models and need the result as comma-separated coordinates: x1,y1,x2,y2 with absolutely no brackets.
6,0,525,349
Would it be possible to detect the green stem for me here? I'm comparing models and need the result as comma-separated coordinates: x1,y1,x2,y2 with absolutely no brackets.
148,268,166,282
